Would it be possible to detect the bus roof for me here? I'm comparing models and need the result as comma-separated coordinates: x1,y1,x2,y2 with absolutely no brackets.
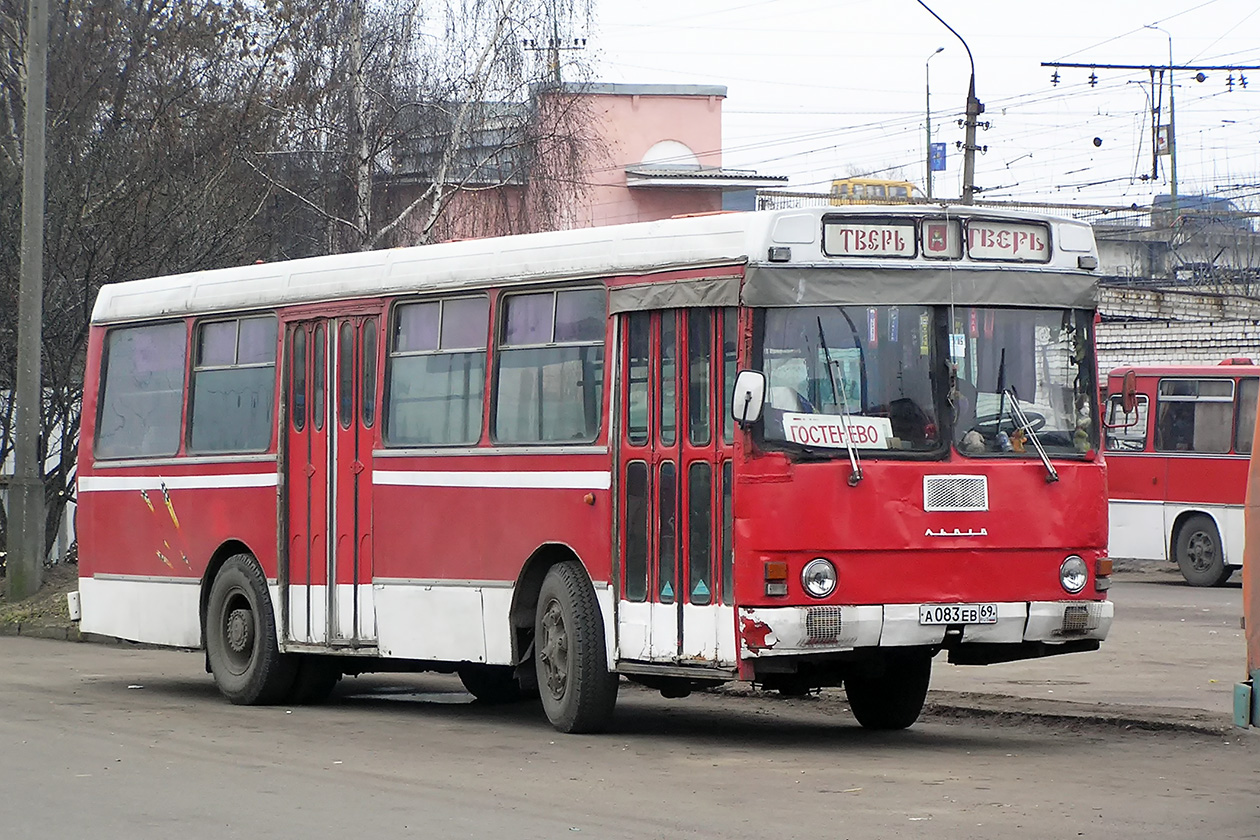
91,205,1099,325
1108,361,1260,380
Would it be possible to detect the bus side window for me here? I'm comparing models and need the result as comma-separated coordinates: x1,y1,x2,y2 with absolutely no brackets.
495,288,606,443
1155,378,1232,453
188,315,278,453
386,296,487,446
1235,377,1258,454
95,322,188,459
1105,393,1149,451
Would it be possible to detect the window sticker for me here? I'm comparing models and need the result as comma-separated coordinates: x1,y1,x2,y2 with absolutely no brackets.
781,412,893,449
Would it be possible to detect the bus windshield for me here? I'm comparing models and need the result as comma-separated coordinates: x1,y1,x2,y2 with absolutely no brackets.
758,305,941,453
756,305,1097,458
949,307,1096,457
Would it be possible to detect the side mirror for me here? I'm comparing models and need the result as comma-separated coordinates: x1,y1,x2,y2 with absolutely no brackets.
1120,370,1138,415
731,370,766,427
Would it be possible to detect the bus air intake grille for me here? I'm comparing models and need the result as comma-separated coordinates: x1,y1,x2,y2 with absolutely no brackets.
1060,603,1103,635
923,475,989,512
805,606,843,644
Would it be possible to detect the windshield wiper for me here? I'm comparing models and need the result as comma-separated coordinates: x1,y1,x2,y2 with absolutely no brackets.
1004,388,1059,483
817,316,862,486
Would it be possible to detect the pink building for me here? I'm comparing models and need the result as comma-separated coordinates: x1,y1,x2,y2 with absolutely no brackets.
407,83,786,242
561,83,786,228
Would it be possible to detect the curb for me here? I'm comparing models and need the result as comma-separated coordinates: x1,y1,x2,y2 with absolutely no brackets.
0,620,134,646
924,690,1245,738
0,621,83,642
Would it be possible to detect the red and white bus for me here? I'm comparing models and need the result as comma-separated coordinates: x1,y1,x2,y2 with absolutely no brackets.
1105,360,1258,586
76,205,1112,733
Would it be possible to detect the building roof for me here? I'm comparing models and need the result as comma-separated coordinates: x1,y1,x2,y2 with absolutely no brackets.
625,166,789,189
547,82,728,98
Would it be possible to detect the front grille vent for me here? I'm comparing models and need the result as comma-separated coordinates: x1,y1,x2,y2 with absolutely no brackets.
1060,603,1102,635
923,474,989,512
805,606,843,644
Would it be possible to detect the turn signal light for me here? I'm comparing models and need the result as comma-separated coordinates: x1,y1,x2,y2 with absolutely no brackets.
1095,557,1113,591
765,561,789,596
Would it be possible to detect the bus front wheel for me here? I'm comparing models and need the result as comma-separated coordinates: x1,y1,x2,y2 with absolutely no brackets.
534,562,618,733
844,650,932,730
1175,515,1232,587
205,553,297,705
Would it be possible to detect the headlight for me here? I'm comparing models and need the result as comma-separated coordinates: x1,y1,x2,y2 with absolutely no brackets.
1059,555,1088,594
801,558,837,598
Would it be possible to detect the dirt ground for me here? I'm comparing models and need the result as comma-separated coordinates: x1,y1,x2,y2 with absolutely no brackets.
0,561,78,626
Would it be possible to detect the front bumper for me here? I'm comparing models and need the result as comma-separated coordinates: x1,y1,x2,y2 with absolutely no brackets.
738,599,1113,658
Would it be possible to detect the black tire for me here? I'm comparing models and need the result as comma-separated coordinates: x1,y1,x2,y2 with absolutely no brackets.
205,553,297,705
1175,514,1232,587
844,650,932,730
458,664,524,704
288,655,341,705
534,562,618,733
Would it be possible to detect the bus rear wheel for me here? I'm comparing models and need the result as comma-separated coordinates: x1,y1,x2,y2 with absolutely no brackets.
1175,515,1232,587
844,650,932,730
534,562,618,733
205,553,297,705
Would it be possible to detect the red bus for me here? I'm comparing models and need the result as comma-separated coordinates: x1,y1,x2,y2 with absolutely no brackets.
1105,360,1258,586
75,206,1112,733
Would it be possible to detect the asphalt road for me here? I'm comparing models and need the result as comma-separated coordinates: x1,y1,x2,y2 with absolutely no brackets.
1,570,1257,840
932,567,1246,716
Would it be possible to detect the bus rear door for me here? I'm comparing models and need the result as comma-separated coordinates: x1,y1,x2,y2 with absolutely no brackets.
284,314,379,647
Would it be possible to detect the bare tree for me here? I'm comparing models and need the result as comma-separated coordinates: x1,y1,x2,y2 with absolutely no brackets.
0,0,303,561
254,0,597,255
0,0,601,566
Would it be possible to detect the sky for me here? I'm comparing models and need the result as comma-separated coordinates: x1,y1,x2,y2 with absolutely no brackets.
577,0,1260,208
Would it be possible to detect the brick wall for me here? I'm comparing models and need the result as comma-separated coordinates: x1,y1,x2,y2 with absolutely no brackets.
1097,285,1260,374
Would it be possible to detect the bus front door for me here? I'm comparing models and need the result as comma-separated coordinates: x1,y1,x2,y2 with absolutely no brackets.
285,316,379,647
619,308,736,665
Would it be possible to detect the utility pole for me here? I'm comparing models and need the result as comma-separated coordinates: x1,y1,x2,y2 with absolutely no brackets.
1148,25,1178,218
523,18,586,86
11,0,50,600
961,74,983,205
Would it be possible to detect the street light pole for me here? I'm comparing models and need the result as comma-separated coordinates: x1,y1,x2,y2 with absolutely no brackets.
1146,24,1178,217
925,46,944,199
916,0,982,204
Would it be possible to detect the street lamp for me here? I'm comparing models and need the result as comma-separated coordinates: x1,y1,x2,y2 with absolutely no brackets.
925,46,944,199
1146,23,1178,217
917,0,982,204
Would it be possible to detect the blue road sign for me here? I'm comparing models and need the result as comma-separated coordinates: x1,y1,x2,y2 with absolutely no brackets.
930,142,947,172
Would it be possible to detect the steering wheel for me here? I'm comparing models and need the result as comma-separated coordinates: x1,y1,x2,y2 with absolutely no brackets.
972,410,1046,435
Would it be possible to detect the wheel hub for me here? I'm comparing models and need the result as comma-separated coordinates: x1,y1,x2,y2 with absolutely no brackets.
538,600,569,701
1187,532,1216,572
226,607,254,654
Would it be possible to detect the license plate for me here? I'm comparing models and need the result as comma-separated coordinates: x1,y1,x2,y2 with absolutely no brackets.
918,603,999,625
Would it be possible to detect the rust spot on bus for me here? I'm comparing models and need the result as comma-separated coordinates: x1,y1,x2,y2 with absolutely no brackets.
739,614,776,652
